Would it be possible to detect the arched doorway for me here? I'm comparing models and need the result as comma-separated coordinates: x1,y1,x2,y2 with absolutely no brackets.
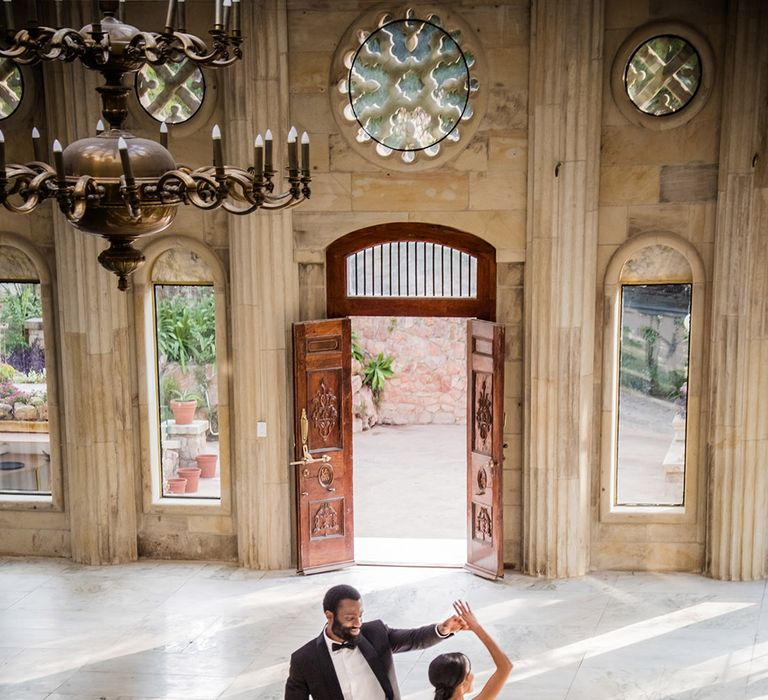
293,223,505,579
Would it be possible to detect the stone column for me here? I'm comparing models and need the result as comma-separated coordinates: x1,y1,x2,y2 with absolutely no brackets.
523,0,603,577
706,0,768,581
226,0,298,569
45,4,138,564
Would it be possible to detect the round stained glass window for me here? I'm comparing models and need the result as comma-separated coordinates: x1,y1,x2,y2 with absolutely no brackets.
625,35,701,116
136,59,205,124
0,58,23,120
339,11,478,163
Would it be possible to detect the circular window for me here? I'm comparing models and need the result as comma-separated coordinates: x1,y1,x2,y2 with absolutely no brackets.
611,22,714,131
333,7,485,168
346,17,474,156
135,59,205,124
0,58,24,120
625,35,701,116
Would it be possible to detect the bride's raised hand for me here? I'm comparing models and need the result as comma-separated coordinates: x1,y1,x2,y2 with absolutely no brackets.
452,600,481,632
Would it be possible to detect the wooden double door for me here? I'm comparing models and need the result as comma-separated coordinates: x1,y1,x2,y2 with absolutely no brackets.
292,318,505,579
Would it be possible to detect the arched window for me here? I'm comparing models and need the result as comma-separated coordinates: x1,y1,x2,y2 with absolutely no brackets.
601,235,704,519
0,237,61,505
326,224,496,319
134,240,230,508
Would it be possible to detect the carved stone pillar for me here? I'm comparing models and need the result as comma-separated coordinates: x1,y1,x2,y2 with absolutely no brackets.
45,5,138,564
227,0,298,568
523,0,603,577
706,0,768,581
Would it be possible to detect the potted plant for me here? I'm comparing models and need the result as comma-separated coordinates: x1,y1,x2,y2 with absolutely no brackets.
166,477,187,494
195,453,218,478
176,466,201,493
168,388,201,425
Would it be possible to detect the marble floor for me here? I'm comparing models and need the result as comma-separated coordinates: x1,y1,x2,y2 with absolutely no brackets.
1,557,767,700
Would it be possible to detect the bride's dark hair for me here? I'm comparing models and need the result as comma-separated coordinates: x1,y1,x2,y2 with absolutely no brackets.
428,652,470,700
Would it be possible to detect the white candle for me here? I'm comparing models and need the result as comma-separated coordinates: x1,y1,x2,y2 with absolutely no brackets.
212,124,224,178
117,136,135,186
300,131,310,176
287,126,298,172
53,139,65,184
254,134,263,179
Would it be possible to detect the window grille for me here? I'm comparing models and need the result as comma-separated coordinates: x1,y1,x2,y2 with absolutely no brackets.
345,241,477,299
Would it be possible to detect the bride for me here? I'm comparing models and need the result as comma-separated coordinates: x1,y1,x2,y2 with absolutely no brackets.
428,601,512,700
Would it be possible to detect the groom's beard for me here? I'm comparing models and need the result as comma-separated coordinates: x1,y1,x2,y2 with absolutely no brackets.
332,615,360,645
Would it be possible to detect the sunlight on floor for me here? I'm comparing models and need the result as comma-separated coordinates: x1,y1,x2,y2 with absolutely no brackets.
355,536,465,566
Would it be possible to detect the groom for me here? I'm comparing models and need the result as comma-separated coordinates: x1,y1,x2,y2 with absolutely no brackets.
285,584,466,699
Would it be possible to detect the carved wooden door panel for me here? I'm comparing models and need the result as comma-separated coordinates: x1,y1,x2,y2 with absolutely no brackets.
293,319,354,574
466,319,505,580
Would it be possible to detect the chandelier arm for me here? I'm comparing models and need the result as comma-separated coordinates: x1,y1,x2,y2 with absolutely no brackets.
261,190,299,204
2,170,57,213
174,31,242,67
43,28,89,62
158,169,222,210
0,30,43,64
69,175,98,222
220,199,261,215
259,197,307,212
219,170,262,213
125,31,164,65
118,176,143,222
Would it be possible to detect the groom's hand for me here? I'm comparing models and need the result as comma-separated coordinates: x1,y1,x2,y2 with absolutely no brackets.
437,614,467,636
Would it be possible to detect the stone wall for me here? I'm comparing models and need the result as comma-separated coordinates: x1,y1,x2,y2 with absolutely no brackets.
352,317,467,427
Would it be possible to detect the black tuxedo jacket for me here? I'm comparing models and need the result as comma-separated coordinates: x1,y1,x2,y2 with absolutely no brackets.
284,619,445,699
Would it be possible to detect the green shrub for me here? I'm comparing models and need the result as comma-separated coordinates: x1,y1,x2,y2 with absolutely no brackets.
0,283,42,355
363,352,395,399
155,286,216,369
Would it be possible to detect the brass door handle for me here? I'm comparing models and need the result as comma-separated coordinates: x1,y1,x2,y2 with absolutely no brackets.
289,451,331,466
301,491,308,497
290,408,332,465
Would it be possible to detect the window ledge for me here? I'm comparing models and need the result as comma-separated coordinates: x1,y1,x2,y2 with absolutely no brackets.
601,504,693,525
0,494,56,511
148,497,228,517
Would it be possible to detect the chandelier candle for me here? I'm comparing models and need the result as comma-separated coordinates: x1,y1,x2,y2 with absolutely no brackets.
232,0,241,36
117,137,135,187
222,0,231,33
52,140,65,187
164,0,177,35
32,127,44,162
2,0,13,35
301,132,310,178
0,0,310,290
254,135,264,182
212,125,225,180
177,0,186,32
264,130,274,175
287,126,298,172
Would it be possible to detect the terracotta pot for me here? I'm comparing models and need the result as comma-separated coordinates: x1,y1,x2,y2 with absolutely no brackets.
196,453,218,478
170,400,197,425
167,477,187,494
177,467,201,493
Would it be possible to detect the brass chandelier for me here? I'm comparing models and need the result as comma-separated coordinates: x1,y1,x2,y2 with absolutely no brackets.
0,0,311,290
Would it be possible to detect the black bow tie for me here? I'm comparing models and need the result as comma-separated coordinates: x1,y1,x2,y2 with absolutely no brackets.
332,641,355,652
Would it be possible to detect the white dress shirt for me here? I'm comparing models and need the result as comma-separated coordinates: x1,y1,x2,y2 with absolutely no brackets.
323,629,386,700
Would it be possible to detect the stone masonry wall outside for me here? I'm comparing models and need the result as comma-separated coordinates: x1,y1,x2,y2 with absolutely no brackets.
352,317,467,426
